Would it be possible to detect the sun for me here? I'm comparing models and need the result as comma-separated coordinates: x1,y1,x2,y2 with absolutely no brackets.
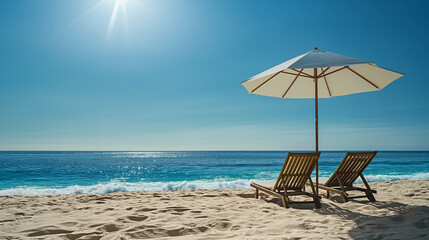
61,0,142,43
107,0,130,37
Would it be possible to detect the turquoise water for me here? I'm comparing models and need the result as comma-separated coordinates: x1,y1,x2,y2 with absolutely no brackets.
0,151,428,195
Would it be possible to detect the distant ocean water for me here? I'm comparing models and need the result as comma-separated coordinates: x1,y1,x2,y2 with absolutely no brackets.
0,151,428,195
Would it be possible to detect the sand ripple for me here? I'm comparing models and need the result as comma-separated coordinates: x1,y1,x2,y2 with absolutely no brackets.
0,179,428,239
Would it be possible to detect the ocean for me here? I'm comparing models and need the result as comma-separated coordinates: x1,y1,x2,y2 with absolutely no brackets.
0,151,428,195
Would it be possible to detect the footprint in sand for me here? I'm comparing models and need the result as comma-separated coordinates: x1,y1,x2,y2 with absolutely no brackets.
127,215,148,221
100,223,122,232
236,193,255,199
27,228,73,237
202,195,218,198
89,223,104,228
163,226,209,237
208,219,232,230
230,225,241,231
138,207,157,212
0,219,14,223
59,222,78,227
167,207,190,212
181,194,195,197
95,197,112,201
65,231,103,240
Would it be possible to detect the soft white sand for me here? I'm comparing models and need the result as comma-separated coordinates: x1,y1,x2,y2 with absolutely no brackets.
0,179,428,239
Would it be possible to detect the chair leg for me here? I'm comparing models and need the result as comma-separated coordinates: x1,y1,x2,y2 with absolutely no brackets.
282,196,290,208
313,195,321,209
365,189,376,202
360,173,376,202
307,177,321,209
326,191,330,198
340,193,348,203
255,189,259,199
334,174,348,203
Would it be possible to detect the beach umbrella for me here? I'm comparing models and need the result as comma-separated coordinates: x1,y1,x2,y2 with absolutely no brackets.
241,48,404,194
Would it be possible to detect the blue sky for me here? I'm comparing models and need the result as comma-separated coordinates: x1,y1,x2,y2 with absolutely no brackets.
0,0,428,151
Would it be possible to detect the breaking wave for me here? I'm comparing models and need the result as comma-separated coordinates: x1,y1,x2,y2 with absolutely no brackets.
1,172,428,195
0,179,253,195
362,172,429,182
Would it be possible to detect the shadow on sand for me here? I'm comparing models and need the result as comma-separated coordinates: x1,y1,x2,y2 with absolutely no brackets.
253,192,429,239
318,199,429,239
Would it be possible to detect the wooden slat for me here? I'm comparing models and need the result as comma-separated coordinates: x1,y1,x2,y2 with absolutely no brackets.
292,155,308,187
279,154,296,190
251,152,321,208
290,155,306,187
341,155,357,185
273,152,291,190
325,152,377,187
296,156,315,187
283,155,301,188
345,155,361,185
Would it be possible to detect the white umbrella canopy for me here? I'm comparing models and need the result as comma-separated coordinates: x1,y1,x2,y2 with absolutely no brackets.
241,48,404,194
241,48,404,98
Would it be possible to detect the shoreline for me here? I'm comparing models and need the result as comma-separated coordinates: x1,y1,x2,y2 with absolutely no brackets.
0,178,428,197
1,179,428,239
2,173,429,196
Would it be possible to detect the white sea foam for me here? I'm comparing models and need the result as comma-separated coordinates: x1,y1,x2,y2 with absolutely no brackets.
362,172,429,183
1,172,428,195
0,179,253,195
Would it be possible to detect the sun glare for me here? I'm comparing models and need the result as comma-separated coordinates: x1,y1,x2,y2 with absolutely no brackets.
61,0,145,44
107,0,129,39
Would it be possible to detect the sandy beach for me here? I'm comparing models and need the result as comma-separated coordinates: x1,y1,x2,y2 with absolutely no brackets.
0,179,428,239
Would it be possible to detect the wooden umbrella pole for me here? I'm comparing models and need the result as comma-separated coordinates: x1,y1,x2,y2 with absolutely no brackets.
314,68,319,195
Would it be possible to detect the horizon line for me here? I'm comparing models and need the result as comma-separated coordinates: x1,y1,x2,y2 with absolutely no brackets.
1,150,428,152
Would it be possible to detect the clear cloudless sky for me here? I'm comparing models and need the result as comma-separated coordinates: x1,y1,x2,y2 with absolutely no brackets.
0,0,428,151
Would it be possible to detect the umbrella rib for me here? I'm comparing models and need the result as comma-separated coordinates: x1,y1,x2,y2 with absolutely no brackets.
281,71,313,78
321,67,332,97
290,69,313,78
318,67,330,78
319,66,348,78
282,69,303,98
250,72,282,93
346,66,380,89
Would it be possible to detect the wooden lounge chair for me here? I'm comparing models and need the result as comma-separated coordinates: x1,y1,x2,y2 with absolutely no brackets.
250,152,321,209
315,151,377,202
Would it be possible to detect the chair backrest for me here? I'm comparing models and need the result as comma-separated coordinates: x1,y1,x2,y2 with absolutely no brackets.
273,152,321,191
325,152,377,187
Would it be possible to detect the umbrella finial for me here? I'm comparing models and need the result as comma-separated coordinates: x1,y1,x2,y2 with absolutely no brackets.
314,47,318,50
